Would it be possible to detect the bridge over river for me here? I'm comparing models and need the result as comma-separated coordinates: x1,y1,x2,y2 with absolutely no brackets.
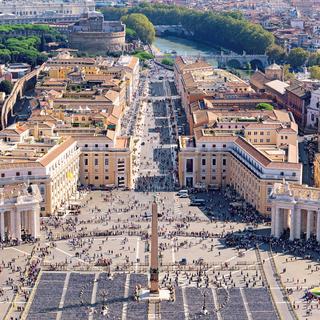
156,51,268,69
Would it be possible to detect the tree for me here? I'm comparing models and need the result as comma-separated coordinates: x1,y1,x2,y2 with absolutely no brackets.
309,66,320,80
307,52,320,67
161,57,174,66
283,64,295,81
0,80,13,94
102,3,274,53
121,14,155,44
266,44,286,64
287,48,309,69
134,50,154,61
125,27,138,42
0,49,11,63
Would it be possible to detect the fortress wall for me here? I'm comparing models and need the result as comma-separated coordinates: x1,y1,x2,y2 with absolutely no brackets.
69,31,126,52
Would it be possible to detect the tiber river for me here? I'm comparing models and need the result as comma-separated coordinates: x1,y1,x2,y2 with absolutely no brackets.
154,35,253,78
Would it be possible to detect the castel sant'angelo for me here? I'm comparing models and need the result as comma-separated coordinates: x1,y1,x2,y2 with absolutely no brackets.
68,11,126,53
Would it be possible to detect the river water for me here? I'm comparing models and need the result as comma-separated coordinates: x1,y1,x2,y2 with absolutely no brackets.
154,36,219,67
154,36,253,78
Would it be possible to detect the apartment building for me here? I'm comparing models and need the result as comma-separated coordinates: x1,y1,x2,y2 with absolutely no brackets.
174,56,252,110
0,124,80,216
178,108,302,215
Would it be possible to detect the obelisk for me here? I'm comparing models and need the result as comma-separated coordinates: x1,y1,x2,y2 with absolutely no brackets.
150,196,159,294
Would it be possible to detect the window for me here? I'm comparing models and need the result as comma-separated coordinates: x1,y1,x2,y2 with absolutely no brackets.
260,132,264,136
95,144,98,148
16,172,20,176
212,176,216,180
41,207,45,211
212,144,216,148
266,139,270,143
260,139,263,143
223,144,226,148
105,176,109,180
84,159,88,166
281,136,283,139
105,144,109,148
267,132,270,136
222,159,226,166
105,159,109,166
186,159,193,173
248,132,251,135
202,144,206,148
202,159,206,166
212,159,216,166
280,172,284,176
84,144,88,148
292,172,296,177
94,159,98,166
254,139,257,143
28,171,32,176
254,131,257,135
1,173,4,178
85,176,88,180
95,176,99,180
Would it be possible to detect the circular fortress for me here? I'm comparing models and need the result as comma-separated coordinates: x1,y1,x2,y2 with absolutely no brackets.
68,11,126,53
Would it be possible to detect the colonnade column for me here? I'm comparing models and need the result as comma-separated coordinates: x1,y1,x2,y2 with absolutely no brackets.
0,211,5,242
295,208,301,240
275,207,281,238
289,208,294,241
306,210,312,240
33,207,40,239
271,205,276,236
15,210,21,242
317,210,320,243
10,212,16,240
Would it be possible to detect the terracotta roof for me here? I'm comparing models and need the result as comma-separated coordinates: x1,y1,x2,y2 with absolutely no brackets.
38,138,76,167
105,90,119,103
235,137,271,166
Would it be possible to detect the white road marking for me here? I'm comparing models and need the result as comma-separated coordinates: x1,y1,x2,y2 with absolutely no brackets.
5,247,30,256
121,274,130,320
240,287,253,320
56,272,70,320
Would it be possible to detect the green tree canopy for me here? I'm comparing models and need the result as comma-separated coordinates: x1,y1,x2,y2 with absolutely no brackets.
0,80,13,94
287,48,309,69
125,27,138,42
266,44,286,64
134,50,154,61
161,57,174,66
121,13,155,44
102,3,274,54
309,66,320,80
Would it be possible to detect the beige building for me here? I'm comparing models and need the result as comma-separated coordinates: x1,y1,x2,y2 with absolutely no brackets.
174,56,252,110
314,153,320,188
0,125,80,216
77,135,133,189
270,182,320,242
178,108,302,215
0,184,42,241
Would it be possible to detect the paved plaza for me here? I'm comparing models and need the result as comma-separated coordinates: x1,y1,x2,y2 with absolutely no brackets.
0,62,319,320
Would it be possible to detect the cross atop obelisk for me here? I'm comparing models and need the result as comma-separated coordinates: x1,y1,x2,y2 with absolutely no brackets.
150,195,159,294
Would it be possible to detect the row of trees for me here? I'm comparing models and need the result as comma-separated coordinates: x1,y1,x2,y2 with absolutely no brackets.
266,45,318,69
102,3,274,54
0,24,64,66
